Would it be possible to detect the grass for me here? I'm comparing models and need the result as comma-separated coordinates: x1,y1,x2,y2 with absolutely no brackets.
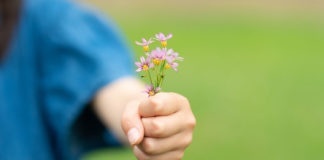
83,8,324,160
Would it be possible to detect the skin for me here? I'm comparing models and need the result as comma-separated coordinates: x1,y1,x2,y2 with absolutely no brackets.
93,77,196,160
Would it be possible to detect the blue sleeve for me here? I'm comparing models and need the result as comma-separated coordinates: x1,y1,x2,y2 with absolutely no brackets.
36,0,134,159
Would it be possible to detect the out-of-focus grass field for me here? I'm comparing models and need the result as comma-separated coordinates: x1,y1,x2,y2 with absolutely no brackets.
83,1,324,159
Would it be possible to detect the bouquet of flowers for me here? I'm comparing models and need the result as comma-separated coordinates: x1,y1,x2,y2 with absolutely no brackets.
135,33,183,96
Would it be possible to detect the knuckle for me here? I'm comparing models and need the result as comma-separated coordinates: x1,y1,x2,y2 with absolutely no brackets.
138,154,150,160
139,156,150,160
182,133,193,147
175,151,185,160
133,147,150,160
182,96,190,106
137,154,150,160
141,138,156,154
176,93,190,106
187,116,196,130
150,118,165,136
149,98,163,113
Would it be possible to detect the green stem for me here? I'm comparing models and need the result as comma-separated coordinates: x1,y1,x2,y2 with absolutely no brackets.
158,60,167,88
155,68,159,88
147,70,153,86
159,74,165,88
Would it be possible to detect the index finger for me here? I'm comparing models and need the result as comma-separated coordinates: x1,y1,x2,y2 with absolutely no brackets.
139,92,186,117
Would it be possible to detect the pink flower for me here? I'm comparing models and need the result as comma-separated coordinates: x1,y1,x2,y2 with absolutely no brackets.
144,85,161,96
166,49,183,61
135,56,153,72
165,59,179,71
149,47,167,65
165,49,183,71
155,33,172,41
135,38,154,52
155,33,172,47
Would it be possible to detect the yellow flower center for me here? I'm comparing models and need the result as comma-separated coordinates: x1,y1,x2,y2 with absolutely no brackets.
143,45,149,52
148,90,155,96
142,64,149,71
161,41,167,47
153,58,161,65
165,63,171,69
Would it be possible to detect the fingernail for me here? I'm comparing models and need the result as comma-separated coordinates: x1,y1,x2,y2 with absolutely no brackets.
127,128,140,145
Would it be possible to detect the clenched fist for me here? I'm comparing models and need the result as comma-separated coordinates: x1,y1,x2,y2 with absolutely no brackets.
122,92,196,160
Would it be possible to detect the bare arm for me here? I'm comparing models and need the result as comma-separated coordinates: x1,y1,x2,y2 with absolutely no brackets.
93,77,146,145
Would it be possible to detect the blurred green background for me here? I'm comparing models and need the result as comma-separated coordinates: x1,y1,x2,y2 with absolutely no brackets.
82,0,324,159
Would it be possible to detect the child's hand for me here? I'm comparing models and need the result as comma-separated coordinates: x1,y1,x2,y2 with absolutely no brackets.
122,92,196,160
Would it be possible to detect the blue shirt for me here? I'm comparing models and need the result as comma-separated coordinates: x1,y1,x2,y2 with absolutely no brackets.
0,0,134,159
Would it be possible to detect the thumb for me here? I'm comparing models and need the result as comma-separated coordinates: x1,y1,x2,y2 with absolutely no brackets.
121,101,144,146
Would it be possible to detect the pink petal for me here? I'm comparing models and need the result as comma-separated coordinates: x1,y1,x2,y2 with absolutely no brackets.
140,56,145,63
170,62,179,71
148,38,154,43
166,49,174,55
155,33,164,40
166,34,173,39
177,56,184,61
135,62,141,67
135,41,143,46
166,56,173,62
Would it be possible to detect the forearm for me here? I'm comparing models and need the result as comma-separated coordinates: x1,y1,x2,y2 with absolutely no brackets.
93,77,146,145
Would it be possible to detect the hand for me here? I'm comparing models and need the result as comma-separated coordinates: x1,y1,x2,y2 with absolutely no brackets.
122,92,196,160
